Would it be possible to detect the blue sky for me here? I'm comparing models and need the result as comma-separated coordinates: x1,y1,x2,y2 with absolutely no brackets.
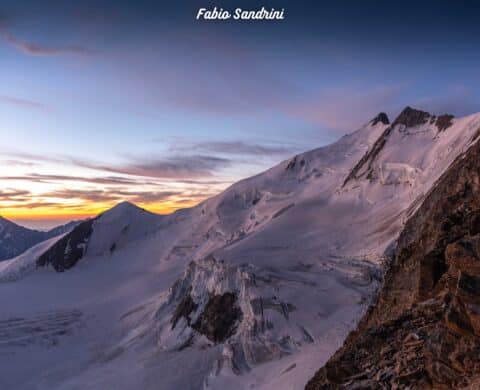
0,0,479,228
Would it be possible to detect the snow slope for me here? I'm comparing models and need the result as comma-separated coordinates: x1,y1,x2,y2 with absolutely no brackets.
0,235,64,282
1,107,479,390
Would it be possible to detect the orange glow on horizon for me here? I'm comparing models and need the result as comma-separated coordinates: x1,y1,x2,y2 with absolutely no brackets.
0,199,200,221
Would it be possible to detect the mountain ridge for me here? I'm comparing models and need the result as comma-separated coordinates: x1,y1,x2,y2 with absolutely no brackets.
0,216,81,261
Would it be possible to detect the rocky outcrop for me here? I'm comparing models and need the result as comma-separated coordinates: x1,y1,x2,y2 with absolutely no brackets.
171,290,198,329
307,132,480,388
37,219,94,272
286,155,306,171
191,292,242,343
343,107,437,186
343,125,394,185
170,288,242,343
155,255,322,377
393,106,431,128
370,112,390,126
436,114,455,132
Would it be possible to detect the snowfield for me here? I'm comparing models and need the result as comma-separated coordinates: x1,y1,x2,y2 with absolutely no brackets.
0,235,65,282
1,108,480,389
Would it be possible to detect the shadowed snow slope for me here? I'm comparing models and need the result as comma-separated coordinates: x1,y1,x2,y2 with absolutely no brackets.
1,108,479,390
0,217,79,261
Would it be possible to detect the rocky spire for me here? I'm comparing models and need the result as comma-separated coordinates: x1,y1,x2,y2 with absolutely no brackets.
370,112,390,126
393,106,431,127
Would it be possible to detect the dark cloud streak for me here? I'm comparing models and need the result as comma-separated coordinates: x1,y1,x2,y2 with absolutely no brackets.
0,188,31,202
173,141,299,156
72,155,232,179
1,173,159,186
1,30,92,56
42,188,182,205
0,95,47,110
1,151,232,180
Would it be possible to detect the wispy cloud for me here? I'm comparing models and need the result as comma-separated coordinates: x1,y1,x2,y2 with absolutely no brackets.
0,187,186,209
174,179,231,185
0,188,31,202
1,30,92,56
287,86,403,132
173,141,299,156
2,159,39,167
0,95,47,110
72,155,232,179
110,190,182,204
43,189,122,203
2,151,232,180
0,151,62,164
17,201,64,209
35,188,182,205
0,188,65,210
413,85,479,116
1,173,159,186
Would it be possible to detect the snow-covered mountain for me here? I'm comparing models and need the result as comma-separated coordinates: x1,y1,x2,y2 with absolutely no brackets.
0,216,79,261
0,202,162,280
0,107,479,390
307,111,480,389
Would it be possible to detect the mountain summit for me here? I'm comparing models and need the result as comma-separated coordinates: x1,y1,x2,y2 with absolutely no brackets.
343,106,464,186
100,201,146,216
36,201,161,271
370,112,390,126
393,106,431,127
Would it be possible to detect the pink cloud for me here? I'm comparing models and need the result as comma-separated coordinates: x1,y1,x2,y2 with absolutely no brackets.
1,30,92,56
287,86,402,132
0,95,47,110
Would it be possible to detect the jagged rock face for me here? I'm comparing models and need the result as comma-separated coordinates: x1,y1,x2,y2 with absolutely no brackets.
342,125,394,185
393,106,431,127
436,114,455,131
155,256,323,377
37,219,94,272
370,112,390,126
191,292,242,343
306,138,480,389
170,289,242,343
171,290,198,329
342,106,460,187
285,155,306,170
343,108,424,185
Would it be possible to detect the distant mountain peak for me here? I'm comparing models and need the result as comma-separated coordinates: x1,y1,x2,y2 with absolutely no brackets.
35,201,160,272
343,106,461,187
0,215,14,226
370,112,390,126
393,106,431,127
0,216,80,262
100,201,146,218
111,201,140,210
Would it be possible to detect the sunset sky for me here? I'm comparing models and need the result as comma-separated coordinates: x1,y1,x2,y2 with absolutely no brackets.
1,0,480,229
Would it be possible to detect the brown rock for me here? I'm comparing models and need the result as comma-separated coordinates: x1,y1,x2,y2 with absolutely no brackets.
192,292,242,343
436,114,455,132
